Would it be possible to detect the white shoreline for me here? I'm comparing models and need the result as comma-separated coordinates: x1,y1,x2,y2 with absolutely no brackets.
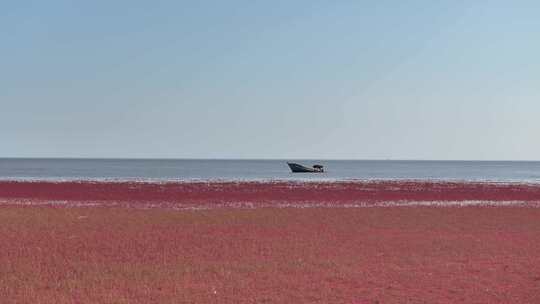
2,198,540,209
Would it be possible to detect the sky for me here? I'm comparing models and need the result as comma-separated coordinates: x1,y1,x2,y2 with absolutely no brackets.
1,1,539,160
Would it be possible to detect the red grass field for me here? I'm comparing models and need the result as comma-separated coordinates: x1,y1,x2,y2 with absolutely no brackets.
1,181,540,303
1,180,540,208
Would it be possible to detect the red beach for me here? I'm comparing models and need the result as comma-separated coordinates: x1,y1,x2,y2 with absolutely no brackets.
1,180,540,303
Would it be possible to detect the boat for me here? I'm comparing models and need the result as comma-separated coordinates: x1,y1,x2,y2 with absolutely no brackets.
287,162,324,173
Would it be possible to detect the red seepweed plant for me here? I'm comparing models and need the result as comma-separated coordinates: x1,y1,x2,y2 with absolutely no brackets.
1,181,540,303
1,180,540,209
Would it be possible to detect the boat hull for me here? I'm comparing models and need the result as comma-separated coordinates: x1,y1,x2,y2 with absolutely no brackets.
287,162,324,173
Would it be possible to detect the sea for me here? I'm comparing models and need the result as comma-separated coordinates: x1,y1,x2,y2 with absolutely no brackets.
1,158,540,183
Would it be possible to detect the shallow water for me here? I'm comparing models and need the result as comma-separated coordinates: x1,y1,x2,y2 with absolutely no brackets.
1,158,540,182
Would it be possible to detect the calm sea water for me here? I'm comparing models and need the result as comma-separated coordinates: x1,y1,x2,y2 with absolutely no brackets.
1,159,540,182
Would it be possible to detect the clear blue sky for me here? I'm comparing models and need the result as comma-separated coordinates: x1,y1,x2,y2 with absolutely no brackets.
2,1,539,159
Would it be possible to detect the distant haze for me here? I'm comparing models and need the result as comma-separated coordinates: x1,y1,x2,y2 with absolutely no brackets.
2,1,539,160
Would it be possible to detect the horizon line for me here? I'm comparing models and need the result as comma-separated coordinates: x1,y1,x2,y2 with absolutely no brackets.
1,157,540,162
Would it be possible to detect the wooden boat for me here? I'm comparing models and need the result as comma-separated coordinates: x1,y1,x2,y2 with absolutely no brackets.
287,162,324,173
